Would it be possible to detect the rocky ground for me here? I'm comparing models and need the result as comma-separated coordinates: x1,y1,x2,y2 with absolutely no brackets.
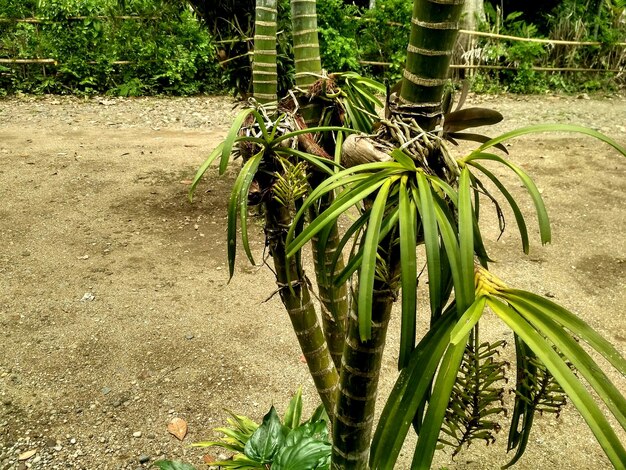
0,93,625,469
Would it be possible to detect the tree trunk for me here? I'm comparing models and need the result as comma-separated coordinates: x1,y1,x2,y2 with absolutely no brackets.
253,0,278,103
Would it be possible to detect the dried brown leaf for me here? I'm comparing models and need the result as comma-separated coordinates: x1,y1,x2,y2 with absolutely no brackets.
167,417,188,441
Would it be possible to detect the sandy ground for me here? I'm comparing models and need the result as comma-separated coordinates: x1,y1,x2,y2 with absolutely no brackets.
0,93,625,470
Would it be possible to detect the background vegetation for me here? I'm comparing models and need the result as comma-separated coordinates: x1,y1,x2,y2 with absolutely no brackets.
0,0,624,96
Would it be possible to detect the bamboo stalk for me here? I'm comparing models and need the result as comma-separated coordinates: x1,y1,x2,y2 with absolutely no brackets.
253,0,278,103
0,58,56,64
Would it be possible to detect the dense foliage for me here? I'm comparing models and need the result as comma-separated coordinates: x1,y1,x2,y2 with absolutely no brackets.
0,0,624,95
0,0,221,95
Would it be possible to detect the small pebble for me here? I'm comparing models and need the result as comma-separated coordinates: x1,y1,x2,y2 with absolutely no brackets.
138,454,150,464
132,431,142,438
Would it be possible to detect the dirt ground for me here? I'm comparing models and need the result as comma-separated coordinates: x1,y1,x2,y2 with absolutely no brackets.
0,93,624,470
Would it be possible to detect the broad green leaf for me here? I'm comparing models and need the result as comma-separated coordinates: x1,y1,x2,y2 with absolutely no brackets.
306,403,330,426
221,108,256,175
458,168,476,307
471,124,626,157
358,178,395,340
488,298,626,468
503,289,626,374
398,176,417,369
283,387,303,430
509,298,626,431
272,437,331,470
189,142,224,201
153,461,197,470
414,174,442,318
244,406,287,464
467,152,551,245
370,305,459,470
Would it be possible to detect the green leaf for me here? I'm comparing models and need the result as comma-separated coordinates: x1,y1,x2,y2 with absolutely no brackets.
283,387,303,430
467,152,551,245
276,147,340,175
398,176,417,369
287,170,398,258
411,305,477,469
189,142,224,201
471,124,626,158
468,161,530,254
391,148,417,171
239,152,264,267
270,126,357,147
414,174,442,318
370,305,459,470
227,152,263,279
244,406,287,464
449,296,487,345
358,178,394,341
487,298,626,468
503,289,626,374
221,108,256,175
152,461,197,470
458,168,476,307
272,437,331,470
509,297,626,432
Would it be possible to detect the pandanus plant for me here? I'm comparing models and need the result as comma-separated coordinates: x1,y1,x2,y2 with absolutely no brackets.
185,0,626,468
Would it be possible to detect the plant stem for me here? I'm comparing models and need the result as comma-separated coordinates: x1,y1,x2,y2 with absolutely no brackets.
253,0,278,103
264,198,339,415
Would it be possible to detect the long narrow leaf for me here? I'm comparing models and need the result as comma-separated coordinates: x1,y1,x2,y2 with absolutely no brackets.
227,154,263,279
221,108,256,175
471,124,626,157
468,161,530,254
414,173,442,318
467,152,551,245
411,300,487,468
370,305,459,470
509,298,626,431
189,142,224,201
503,289,626,374
458,168,476,307
488,298,626,468
358,178,395,341
399,176,418,368
238,152,264,266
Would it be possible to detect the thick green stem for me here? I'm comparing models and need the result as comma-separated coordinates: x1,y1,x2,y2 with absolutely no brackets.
399,0,465,128
253,0,278,103
331,282,396,469
264,198,339,415
311,200,349,372
291,0,322,89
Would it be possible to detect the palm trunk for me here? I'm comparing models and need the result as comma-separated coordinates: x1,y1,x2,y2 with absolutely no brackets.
264,198,339,415
253,0,278,103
